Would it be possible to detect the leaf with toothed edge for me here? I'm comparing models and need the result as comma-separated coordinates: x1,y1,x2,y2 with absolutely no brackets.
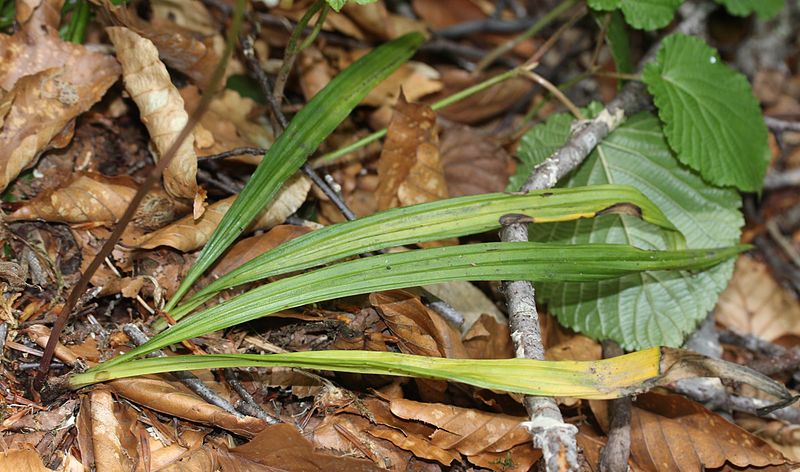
525,112,743,350
587,0,683,31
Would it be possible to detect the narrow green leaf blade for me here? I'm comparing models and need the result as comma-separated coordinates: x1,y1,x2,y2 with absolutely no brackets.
642,34,770,191
99,241,744,369
526,113,743,349
167,32,424,310
71,348,664,400
169,185,677,321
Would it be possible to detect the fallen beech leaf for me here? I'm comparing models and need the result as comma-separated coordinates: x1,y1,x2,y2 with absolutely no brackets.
209,225,312,280
389,398,531,455
716,256,800,341
0,448,50,472
387,398,540,470
311,413,413,469
106,27,199,204
342,1,427,40
123,175,310,251
0,0,120,191
440,125,511,196
377,95,448,211
105,3,221,89
593,393,788,470
423,280,504,330
371,290,468,401
109,377,267,437
425,67,533,124
90,389,137,472
220,423,379,471
181,86,270,164
463,314,514,359
8,173,136,224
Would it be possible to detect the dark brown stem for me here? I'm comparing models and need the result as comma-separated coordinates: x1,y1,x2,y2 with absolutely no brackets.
599,341,632,472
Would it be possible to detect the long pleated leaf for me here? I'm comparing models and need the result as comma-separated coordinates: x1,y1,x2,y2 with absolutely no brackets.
167,184,678,321
167,32,425,310
71,347,792,407
96,242,745,369
73,349,662,398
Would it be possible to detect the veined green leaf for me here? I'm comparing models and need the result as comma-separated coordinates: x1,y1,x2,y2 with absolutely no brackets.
166,185,677,323
714,0,784,18
325,0,377,12
97,241,745,369
166,32,424,311
642,34,770,191
526,113,743,349
587,0,682,31
73,348,664,398
604,10,633,75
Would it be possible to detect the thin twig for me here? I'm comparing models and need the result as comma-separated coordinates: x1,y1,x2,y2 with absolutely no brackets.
476,0,578,72
122,325,278,422
36,1,246,381
223,368,280,424
435,17,536,38
599,341,632,472
523,70,584,119
502,5,714,470
764,168,800,189
765,116,800,133
272,0,325,107
198,146,267,161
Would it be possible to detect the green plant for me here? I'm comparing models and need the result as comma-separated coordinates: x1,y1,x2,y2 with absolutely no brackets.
75,0,769,396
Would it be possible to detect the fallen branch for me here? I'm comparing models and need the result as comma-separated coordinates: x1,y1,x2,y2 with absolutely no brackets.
599,341,632,472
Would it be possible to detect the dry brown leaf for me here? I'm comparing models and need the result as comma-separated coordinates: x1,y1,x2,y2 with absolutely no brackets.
716,256,800,341
89,389,136,472
371,290,468,359
591,392,788,470
209,225,312,280
181,86,270,164
311,413,412,470
388,398,540,470
0,447,50,472
8,173,135,224
105,2,221,90
123,174,310,251
463,314,514,359
0,0,120,191
108,377,268,437
425,67,533,124
218,423,379,471
342,1,427,40
440,125,511,196
423,281,504,330
106,27,199,205
377,94,447,211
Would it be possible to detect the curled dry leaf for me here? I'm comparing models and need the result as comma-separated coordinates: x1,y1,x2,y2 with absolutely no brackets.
8,173,135,224
108,377,268,437
425,67,533,124
0,0,120,191
377,94,448,211
440,125,511,197
181,86,271,164
209,225,312,280
106,27,198,204
463,314,514,359
423,280,505,331
716,256,800,342
123,175,311,251
90,389,137,472
342,1,427,40
105,2,221,90
592,393,788,470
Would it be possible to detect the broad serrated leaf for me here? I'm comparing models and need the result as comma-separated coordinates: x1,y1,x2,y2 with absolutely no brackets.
526,113,743,349
642,34,769,192
714,0,784,18
589,0,682,30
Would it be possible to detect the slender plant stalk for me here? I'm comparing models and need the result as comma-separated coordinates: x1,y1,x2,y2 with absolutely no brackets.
66,0,90,44
313,66,531,166
273,0,325,105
